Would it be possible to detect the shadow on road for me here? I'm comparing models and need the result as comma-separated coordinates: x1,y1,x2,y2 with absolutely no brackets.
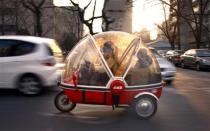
0,89,21,96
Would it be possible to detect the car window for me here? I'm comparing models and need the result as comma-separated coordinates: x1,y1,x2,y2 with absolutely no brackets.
174,50,183,55
0,40,35,57
197,50,210,57
0,40,15,57
45,44,54,56
9,41,36,56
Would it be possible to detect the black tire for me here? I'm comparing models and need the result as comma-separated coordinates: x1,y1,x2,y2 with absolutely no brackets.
131,95,157,120
196,63,201,71
165,80,173,84
18,74,42,95
54,92,76,112
181,61,185,68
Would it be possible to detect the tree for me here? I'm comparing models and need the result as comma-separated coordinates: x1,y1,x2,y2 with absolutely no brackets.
156,1,179,50
22,0,46,36
63,0,101,35
53,6,83,52
63,0,116,34
134,28,151,43
187,0,210,49
159,0,210,49
0,0,18,35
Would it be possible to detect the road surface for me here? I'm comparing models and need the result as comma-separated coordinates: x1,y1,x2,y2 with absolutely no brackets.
0,68,210,131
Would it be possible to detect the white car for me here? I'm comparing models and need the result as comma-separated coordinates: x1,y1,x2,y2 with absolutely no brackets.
150,48,176,84
0,36,64,95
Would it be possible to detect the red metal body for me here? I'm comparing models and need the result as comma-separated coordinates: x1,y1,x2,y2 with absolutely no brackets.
62,85,163,106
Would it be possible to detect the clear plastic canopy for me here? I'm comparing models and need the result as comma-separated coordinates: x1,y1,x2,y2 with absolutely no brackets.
62,31,161,88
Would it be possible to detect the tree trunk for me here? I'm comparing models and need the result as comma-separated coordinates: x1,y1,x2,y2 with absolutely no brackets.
36,10,42,37
169,39,175,50
177,1,181,50
196,37,201,49
1,0,5,35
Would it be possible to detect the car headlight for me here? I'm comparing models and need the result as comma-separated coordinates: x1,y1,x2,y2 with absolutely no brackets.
202,59,209,64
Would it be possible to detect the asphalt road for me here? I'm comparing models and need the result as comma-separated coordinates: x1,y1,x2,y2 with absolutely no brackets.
0,68,210,131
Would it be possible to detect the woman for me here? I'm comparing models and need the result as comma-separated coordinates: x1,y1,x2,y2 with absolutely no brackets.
101,41,119,74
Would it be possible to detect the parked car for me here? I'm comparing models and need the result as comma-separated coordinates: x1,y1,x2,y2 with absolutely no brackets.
180,49,210,71
166,50,184,66
157,50,167,58
150,48,176,84
0,36,64,95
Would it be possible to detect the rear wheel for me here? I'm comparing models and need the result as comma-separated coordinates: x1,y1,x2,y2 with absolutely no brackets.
132,95,157,119
18,74,42,95
54,92,76,112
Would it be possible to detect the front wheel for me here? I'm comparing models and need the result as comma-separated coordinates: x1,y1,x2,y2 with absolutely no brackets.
181,61,185,68
54,92,76,112
196,63,201,71
18,75,42,95
132,95,157,119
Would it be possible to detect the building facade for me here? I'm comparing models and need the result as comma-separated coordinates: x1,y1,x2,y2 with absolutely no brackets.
169,0,210,50
54,6,83,51
0,0,55,37
0,0,83,51
103,0,132,33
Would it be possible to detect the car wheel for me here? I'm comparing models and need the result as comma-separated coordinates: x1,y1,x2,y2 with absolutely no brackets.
165,80,173,84
54,92,76,112
181,61,185,68
132,95,157,120
18,74,42,95
196,63,201,71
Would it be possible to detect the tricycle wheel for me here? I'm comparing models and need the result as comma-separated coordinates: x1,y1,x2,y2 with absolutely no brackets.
132,95,157,119
54,92,76,112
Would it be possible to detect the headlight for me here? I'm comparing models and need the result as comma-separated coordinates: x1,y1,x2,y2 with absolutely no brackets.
202,59,209,64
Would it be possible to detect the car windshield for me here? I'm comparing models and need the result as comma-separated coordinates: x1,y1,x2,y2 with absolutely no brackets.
175,50,183,55
197,50,210,57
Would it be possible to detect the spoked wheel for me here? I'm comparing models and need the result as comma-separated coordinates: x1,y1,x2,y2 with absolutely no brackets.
54,92,76,112
132,95,157,119
18,75,42,95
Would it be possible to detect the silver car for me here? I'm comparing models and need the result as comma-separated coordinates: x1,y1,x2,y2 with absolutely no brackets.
150,48,176,84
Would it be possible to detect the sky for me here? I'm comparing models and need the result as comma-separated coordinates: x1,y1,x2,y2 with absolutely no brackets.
132,0,167,39
53,0,166,39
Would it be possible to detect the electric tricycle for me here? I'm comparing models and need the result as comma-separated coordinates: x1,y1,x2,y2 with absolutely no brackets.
54,31,163,119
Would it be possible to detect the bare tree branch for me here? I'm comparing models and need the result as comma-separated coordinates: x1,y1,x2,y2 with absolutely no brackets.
22,0,47,36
